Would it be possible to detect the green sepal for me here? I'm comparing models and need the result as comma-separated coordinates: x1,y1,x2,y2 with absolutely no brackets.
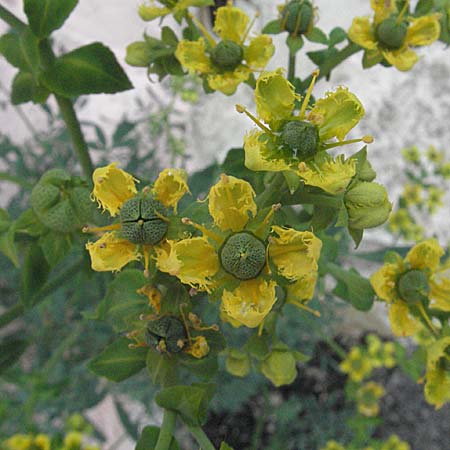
88,337,148,382
286,34,304,54
155,383,216,426
135,426,180,450
329,27,347,46
283,170,301,194
262,19,283,34
311,205,338,231
348,227,364,248
305,27,328,45
24,0,78,38
40,42,133,97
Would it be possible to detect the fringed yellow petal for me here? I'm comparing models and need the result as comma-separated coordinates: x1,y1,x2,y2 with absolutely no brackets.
92,163,138,217
269,226,322,282
382,47,419,71
207,66,250,95
221,278,277,328
185,336,210,359
424,337,450,408
255,69,299,130
286,271,318,302
430,269,450,312
243,130,292,172
213,4,249,43
138,4,170,21
348,17,378,50
155,238,219,292
370,0,397,24
244,35,275,69
308,87,365,141
86,232,140,272
297,155,356,195
208,174,257,232
405,239,444,271
370,263,401,303
175,38,213,74
388,301,420,337
153,168,190,212
406,14,441,47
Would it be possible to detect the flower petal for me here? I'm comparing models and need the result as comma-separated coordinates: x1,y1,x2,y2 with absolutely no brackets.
308,87,365,141
382,47,419,71
269,226,322,282
153,168,190,212
155,238,219,292
370,263,401,302
370,0,397,24
92,163,138,217
405,239,444,271
207,66,250,95
221,278,277,328
406,14,441,47
430,270,450,312
286,271,318,302
348,17,378,50
175,38,213,74
213,4,249,43
208,174,257,232
244,35,275,69
255,69,298,130
388,301,420,337
86,232,140,272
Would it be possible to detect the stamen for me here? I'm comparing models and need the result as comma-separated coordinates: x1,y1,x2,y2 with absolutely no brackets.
154,210,170,223
258,319,265,336
299,69,319,120
143,245,151,278
241,11,260,44
322,135,374,150
396,0,409,24
236,104,275,137
290,300,321,317
182,217,224,243
254,203,282,238
82,223,122,234
187,13,216,47
417,302,439,336
293,6,302,37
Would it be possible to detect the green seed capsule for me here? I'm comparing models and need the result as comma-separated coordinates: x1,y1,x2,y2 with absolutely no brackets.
376,18,408,50
145,316,187,353
120,194,168,245
211,40,244,71
280,120,319,160
220,232,266,280
397,269,430,304
281,0,314,35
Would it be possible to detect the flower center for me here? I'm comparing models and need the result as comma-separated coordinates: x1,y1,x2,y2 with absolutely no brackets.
281,0,314,35
397,269,430,304
280,120,319,160
120,195,168,245
220,232,266,280
211,40,244,71
376,18,408,50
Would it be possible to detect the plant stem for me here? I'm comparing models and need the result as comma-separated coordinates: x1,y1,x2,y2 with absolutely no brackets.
303,42,361,86
282,190,343,208
0,4,27,31
0,257,85,328
155,409,177,450
0,172,33,189
188,425,216,450
288,48,296,83
256,173,288,209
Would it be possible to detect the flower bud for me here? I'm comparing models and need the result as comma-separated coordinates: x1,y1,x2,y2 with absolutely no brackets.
210,40,244,71
220,232,266,280
344,181,392,229
120,193,168,245
125,41,151,67
261,346,297,386
376,18,408,50
397,269,430,305
226,348,251,377
281,0,314,35
280,120,319,160
145,315,186,354
358,159,377,182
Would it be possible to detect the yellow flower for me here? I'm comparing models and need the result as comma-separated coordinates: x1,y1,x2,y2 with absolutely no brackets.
402,183,422,206
366,334,396,368
85,165,189,274
426,145,444,163
185,335,210,359
402,146,420,163
63,432,83,450
426,186,444,214
380,435,411,450
356,381,385,417
340,347,373,382
33,435,50,450
238,70,368,186
156,174,322,328
370,239,448,336
348,2,441,71
139,0,213,22
388,208,424,241
175,2,274,95
4,435,33,450
320,441,347,450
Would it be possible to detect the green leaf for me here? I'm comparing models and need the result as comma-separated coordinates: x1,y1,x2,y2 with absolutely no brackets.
41,43,133,97
311,205,338,231
38,230,73,268
88,337,148,382
245,334,270,360
11,72,34,104
14,209,47,237
286,34,304,54
155,383,216,426
146,350,178,386
0,30,40,74
24,0,78,38
0,211,19,267
328,263,375,311
329,27,347,46
161,26,179,46
262,19,283,34
0,338,28,375
20,243,50,308
305,27,328,44
307,47,338,66
414,0,434,15
135,426,180,450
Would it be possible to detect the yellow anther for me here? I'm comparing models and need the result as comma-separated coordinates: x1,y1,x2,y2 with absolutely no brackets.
363,135,374,144
182,217,223,243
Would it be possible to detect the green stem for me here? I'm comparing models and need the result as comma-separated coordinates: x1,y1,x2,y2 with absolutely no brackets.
155,409,177,450
0,4,27,31
187,425,216,450
0,257,85,328
288,48,296,83
303,42,361,85
282,191,343,208
256,173,288,209
0,172,33,189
